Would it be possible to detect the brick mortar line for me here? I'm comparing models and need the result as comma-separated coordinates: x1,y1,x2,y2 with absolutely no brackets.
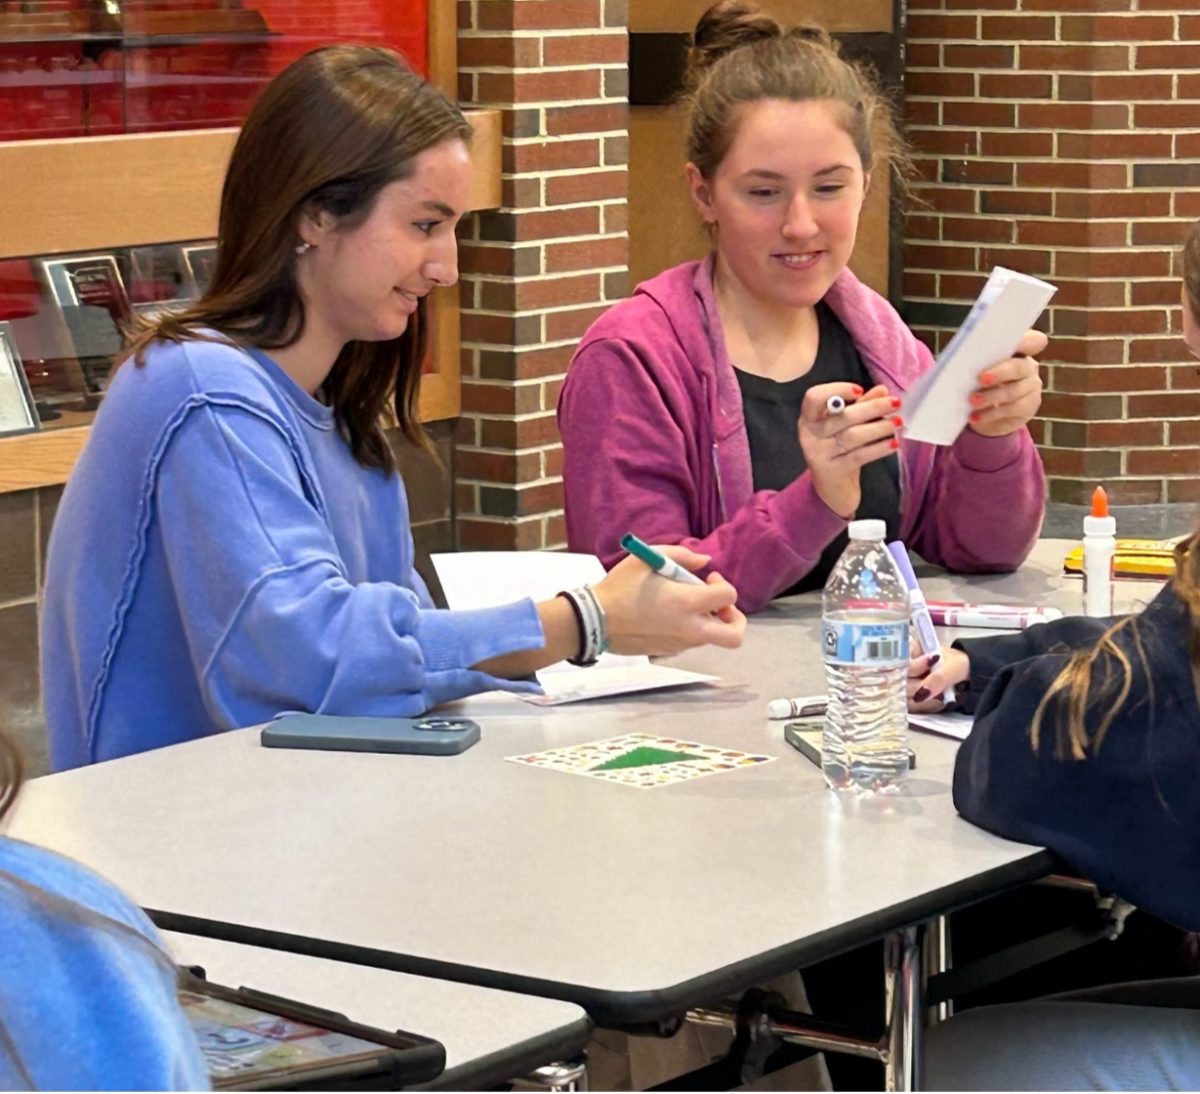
458,28,628,38
462,233,628,246
467,97,626,109
461,265,629,283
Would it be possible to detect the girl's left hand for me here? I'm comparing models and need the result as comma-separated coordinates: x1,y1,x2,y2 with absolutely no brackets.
967,329,1047,438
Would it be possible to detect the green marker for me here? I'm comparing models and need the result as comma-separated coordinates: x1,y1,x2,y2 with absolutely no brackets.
619,532,706,586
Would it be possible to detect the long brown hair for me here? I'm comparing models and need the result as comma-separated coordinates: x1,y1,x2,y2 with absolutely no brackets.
120,45,472,471
1031,219,1200,759
682,0,911,194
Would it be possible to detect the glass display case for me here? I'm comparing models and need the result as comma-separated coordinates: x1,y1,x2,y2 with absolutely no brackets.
0,233,450,435
0,240,210,431
0,1,430,140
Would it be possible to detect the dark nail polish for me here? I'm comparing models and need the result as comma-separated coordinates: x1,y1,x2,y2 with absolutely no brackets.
927,653,940,667
913,687,931,703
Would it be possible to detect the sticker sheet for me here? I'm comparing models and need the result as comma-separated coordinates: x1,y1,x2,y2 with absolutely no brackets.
506,732,775,789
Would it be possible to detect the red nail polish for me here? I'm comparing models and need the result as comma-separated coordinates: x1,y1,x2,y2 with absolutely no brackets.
852,384,864,395
892,416,903,427
890,397,902,409
969,412,982,423
890,437,901,449
981,373,994,386
970,393,985,407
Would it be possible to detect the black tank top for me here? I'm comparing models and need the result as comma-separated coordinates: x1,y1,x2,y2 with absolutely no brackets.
733,302,901,595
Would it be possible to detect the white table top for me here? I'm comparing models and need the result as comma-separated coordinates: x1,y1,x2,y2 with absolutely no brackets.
162,931,590,1089
9,541,1156,1024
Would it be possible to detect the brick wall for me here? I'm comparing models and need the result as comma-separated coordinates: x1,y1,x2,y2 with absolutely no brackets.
903,0,1200,506
455,0,629,549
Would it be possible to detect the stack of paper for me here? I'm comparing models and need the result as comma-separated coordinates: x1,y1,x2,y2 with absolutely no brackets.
431,552,719,705
903,266,1057,446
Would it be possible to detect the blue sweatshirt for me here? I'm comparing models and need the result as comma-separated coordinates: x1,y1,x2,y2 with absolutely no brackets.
0,836,209,1090
43,337,544,770
953,582,1200,931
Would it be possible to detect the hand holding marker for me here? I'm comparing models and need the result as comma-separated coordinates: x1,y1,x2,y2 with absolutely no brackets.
887,541,956,707
620,533,706,586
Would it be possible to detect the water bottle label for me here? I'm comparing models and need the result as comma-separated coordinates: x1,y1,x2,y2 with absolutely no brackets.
822,620,908,666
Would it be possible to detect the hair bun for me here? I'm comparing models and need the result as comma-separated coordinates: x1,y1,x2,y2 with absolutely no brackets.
686,0,782,88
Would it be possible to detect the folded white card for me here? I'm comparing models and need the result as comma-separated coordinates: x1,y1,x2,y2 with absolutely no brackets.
431,552,719,705
908,711,973,741
902,266,1057,446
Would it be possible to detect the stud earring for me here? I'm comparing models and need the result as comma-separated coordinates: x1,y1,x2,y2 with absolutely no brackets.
295,241,312,256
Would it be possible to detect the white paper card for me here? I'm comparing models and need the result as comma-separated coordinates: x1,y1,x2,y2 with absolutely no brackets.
430,552,719,704
908,711,974,741
902,266,1056,446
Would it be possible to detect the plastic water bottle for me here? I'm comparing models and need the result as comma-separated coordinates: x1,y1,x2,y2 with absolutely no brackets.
821,519,911,793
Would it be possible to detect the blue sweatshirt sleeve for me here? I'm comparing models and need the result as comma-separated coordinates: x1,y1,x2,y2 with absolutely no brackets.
153,402,545,728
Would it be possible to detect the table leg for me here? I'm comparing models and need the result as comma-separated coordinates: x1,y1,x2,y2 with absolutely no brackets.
883,923,925,1092
925,914,953,1025
522,1054,589,1092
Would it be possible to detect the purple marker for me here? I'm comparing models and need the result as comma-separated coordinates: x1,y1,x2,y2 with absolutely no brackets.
887,540,955,706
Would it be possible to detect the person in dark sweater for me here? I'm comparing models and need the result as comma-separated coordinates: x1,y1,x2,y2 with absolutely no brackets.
913,220,1200,1090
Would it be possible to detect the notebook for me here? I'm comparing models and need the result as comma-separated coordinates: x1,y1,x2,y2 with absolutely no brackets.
902,266,1057,446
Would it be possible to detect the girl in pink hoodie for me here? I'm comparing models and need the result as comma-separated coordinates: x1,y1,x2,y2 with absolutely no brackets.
559,1,1046,612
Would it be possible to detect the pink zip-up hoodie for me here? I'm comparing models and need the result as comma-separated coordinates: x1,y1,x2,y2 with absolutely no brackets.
558,256,1045,613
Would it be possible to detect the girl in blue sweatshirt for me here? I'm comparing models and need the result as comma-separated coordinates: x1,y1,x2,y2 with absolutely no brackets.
41,46,746,770
0,730,209,1089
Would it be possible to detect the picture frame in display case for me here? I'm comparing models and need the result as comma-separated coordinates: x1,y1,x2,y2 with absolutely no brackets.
35,252,133,398
0,322,39,437
180,242,217,297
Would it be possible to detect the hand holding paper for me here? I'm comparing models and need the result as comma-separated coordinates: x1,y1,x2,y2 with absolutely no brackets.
431,551,725,705
902,267,1056,446
966,329,1047,438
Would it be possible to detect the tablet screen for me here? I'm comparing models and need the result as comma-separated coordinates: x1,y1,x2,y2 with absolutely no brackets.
179,988,391,1089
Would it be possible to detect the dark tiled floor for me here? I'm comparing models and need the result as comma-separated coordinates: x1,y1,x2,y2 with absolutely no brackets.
0,602,45,777
0,490,37,605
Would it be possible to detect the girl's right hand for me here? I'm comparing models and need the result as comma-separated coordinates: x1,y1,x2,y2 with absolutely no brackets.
799,382,902,519
908,647,972,712
593,545,746,657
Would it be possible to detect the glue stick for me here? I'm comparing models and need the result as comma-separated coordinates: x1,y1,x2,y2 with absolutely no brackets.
1082,485,1116,618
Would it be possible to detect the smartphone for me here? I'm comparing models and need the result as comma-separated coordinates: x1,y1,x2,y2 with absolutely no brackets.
783,717,917,771
260,713,481,756
177,968,445,1090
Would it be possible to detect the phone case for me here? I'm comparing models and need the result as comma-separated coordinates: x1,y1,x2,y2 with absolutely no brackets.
260,713,481,756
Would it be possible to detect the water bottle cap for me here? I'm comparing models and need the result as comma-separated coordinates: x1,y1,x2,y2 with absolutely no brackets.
848,519,887,541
